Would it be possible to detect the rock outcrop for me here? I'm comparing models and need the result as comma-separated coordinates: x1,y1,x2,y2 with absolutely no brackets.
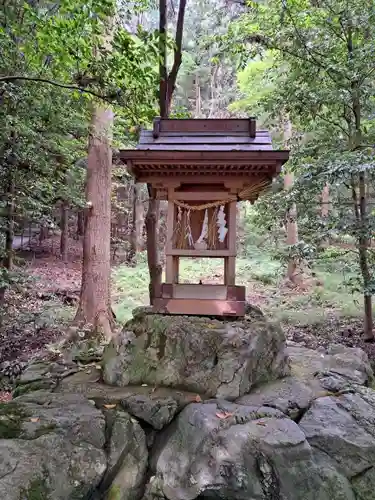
1,310,375,500
102,309,289,400
0,391,147,500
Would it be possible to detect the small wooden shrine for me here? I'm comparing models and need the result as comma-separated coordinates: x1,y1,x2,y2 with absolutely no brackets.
121,118,289,317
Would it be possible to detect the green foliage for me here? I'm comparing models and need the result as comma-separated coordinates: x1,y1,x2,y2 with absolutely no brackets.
19,475,50,500
0,0,159,298
223,0,375,328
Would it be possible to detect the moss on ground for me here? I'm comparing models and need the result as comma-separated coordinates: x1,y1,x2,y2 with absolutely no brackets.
106,484,122,500
0,402,30,439
13,380,54,398
19,475,50,500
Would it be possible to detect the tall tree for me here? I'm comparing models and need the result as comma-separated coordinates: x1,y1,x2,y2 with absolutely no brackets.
225,0,375,339
146,0,187,305
75,104,115,338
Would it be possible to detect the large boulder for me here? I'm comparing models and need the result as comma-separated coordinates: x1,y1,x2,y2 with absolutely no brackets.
145,400,355,500
0,391,148,500
103,310,289,400
236,343,374,420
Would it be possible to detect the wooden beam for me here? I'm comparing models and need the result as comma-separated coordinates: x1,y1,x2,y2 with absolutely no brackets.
153,298,245,316
120,149,290,162
167,249,236,257
249,118,256,138
157,118,257,135
228,200,237,254
224,257,236,286
170,191,236,201
166,199,175,253
153,118,161,138
165,256,179,284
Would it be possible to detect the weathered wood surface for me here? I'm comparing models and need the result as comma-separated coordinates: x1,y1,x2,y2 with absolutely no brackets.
160,284,246,301
153,117,256,135
140,131,272,144
153,297,246,316
120,148,289,164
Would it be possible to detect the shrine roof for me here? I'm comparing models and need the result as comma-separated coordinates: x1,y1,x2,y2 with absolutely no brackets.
120,118,289,181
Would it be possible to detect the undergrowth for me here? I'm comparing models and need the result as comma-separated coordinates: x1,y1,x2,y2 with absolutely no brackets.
112,245,364,325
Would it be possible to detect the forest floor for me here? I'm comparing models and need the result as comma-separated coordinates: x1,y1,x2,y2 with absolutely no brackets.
1,234,374,377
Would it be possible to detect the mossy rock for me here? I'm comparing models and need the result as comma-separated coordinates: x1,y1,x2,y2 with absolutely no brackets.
19,476,50,500
103,312,289,400
105,484,122,500
13,380,55,398
0,402,30,439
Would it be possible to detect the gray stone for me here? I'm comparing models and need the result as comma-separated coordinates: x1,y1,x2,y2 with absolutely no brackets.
236,376,324,420
287,344,373,387
0,391,148,500
58,369,200,430
352,467,375,500
102,411,148,500
0,393,107,500
120,394,179,430
299,396,375,478
236,343,374,420
147,401,351,500
103,312,289,400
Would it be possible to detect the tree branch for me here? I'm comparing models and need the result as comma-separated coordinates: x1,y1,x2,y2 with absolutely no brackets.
0,75,115,103
166,0,187,110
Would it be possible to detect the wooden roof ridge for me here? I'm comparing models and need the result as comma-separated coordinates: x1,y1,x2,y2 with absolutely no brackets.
119,117,290,170
151,117,258,139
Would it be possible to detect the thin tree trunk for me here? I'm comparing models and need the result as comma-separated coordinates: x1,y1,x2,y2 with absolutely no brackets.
77,210,84,237
60,200,69,262
129,183,141,266
284,172,299,283
0,170,15,305
74,106,115,339
165,0,187,112
159,0,168,118
195,73,201,117
135,185,144,252
321,184,330,217
146,195,162,305
146,0,187,305
353,173,374,340
283,119,300,284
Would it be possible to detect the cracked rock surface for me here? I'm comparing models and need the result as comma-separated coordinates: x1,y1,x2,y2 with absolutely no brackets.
2,312,375,499
0,391,147,500
102,308,289,400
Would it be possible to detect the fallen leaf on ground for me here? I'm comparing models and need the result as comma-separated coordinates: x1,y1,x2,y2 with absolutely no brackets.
215,412,234,420
30,417,40,423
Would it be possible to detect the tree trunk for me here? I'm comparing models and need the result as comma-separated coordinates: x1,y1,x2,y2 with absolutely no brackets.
146,0,187,305
145,195,162,305
165,0,187,112
74,106,115,339
283,118,300,284
349,23,374,339
0,170,15,305
321,183,330,217
77,210,85,238
135,185,144,252
129,183,143,266
195,73,201,117
159,0,168,118
352,174,374,340
60,200,69,262
284,172,299,283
